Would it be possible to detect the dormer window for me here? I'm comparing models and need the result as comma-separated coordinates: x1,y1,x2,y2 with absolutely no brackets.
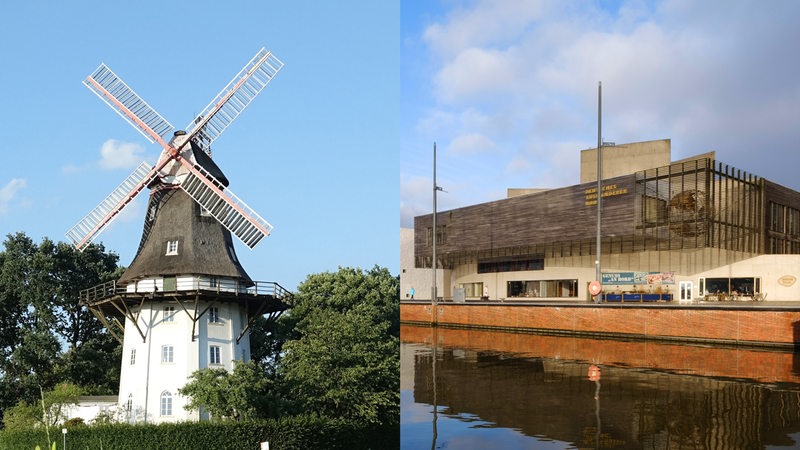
166,240,179,256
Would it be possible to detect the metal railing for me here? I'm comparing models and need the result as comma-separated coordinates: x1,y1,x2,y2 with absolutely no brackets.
80,279,293,305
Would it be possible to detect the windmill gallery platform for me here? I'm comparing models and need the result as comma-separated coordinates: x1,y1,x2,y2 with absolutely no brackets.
400,300,800,349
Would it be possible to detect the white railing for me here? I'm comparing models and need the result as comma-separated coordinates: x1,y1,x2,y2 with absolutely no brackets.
80,279,292,305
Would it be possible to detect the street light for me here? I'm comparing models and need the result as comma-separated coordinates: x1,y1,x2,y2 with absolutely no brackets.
595,82,605,303
62,427,67,450
432,142,445,320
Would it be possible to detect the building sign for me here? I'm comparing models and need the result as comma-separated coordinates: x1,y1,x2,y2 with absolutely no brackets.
585,184,629,206
602,271,675,285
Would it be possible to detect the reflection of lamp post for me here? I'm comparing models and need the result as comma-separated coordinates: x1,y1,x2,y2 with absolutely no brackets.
430,326,439,450
588,365,601,448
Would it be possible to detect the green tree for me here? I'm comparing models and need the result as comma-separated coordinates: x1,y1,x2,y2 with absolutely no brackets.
0,233,122,428
0,233,37,363
179,360,278,421
3,383,82,431
277,266,399,425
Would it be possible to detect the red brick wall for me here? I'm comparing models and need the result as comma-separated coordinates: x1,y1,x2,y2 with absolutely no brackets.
400,303,800,346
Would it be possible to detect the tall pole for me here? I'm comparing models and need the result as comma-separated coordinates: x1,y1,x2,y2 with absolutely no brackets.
432,143,438,313
595,82,602,300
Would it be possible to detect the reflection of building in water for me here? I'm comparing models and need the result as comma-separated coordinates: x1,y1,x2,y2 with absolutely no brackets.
401,139,800,301
411,346,800,448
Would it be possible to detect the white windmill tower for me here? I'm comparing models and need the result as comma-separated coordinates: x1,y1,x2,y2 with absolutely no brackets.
68,48,292,423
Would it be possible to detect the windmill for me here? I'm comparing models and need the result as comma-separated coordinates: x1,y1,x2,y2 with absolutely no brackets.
67,47,281,251
69,48,292,424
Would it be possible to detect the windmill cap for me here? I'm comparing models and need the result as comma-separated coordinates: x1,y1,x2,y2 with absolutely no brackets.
174,130,187,136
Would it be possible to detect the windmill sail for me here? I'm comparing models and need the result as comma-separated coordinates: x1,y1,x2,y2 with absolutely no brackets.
178,160,273,248
70,47,281,252
66,161,159,251
84,64,175,147
184,48,284,155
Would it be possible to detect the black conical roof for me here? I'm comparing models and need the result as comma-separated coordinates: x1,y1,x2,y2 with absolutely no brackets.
190,139,229,187
117,186,252,285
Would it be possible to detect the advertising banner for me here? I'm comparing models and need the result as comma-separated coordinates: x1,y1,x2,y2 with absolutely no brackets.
601,271,675,285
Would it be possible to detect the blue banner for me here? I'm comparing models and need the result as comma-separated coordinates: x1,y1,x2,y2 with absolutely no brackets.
601,271,674,285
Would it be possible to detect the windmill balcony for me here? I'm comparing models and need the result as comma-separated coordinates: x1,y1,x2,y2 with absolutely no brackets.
79,277,293,306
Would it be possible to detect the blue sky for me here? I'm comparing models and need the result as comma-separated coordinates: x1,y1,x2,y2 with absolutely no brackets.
0,1,399,291
401,0,800,227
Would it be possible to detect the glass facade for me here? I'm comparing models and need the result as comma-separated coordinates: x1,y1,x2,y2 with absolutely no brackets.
507,280,578,298
635,158,762,253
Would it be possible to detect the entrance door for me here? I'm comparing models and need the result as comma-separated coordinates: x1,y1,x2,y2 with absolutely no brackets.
679,281,693,302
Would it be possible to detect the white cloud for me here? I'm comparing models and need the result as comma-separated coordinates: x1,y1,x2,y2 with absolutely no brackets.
400,174,432,227
423,0,553,58
0,178,27,215
99,139,147,170
449,132,496,155
434,46,519,103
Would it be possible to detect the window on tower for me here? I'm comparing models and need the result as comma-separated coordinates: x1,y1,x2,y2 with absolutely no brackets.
209,307,221,324
130,348,136,365
160,391,172,416
210,345,221,365
166,240,179,255
163,306,175,323
161,345,174,363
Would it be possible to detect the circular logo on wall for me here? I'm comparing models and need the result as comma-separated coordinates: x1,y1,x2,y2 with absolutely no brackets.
589,280,602,296
668,190,711,238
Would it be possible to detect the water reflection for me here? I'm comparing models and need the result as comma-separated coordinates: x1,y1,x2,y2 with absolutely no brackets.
401,325,800,449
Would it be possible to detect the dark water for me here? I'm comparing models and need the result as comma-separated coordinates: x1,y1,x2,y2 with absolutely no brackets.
400,325,800,449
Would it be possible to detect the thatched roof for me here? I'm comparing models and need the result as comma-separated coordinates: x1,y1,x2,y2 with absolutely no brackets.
118,185,253,285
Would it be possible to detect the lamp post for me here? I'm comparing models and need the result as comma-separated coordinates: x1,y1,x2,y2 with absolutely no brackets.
432,143,444,321
62,427,67,450
595,82,603,303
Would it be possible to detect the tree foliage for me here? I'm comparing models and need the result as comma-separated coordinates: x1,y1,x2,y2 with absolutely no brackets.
3,383,82,431
0,233,122,428
179,360,280,421
277,266,399,425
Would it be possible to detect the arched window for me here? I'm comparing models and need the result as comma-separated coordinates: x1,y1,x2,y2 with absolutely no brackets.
160,391,172,416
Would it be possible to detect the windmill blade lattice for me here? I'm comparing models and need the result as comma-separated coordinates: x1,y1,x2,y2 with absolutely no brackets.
185,48,284,155
84,64,174,146
178,160,273,248
66,161,159,251
68,47,281,252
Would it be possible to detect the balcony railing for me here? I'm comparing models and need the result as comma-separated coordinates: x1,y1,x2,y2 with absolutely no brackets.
80,279,293,305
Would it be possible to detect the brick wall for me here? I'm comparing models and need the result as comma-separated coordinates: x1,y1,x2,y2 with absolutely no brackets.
400,303,800,347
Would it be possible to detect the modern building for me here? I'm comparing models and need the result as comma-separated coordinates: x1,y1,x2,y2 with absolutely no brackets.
402,139,800,302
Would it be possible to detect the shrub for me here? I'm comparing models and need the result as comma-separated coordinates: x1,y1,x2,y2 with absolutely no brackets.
0,415,398,450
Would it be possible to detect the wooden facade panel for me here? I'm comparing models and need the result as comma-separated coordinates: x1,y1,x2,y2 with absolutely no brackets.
765,181,800,210
416,175,637,259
